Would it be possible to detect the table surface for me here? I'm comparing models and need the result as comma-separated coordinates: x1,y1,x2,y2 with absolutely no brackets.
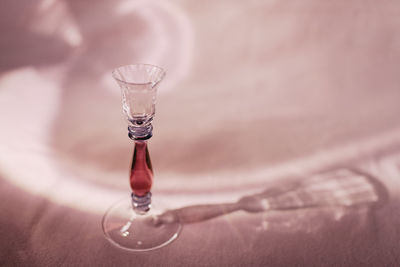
1,0,400,266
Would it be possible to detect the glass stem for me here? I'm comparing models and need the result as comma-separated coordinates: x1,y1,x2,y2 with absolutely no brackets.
130,140,153,214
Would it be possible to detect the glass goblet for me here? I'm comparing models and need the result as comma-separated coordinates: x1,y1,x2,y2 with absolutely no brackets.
102,64,181,251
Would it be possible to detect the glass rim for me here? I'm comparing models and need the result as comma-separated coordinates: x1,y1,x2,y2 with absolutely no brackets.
111,63,166,86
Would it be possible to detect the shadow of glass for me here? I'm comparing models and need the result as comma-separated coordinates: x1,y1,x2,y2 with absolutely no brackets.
150,168,388,226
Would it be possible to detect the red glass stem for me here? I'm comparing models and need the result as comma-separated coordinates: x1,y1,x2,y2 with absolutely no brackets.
130,141,153,196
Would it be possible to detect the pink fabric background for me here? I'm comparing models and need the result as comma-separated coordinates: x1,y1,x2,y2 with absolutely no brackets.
1,0,400,265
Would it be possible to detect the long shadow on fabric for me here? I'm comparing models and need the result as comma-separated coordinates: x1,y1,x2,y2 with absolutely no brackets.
151,168,389,226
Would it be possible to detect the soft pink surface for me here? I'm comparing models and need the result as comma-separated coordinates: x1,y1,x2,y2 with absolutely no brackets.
1,0,400,266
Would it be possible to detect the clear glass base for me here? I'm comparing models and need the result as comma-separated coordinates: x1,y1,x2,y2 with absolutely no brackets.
102,198,182,251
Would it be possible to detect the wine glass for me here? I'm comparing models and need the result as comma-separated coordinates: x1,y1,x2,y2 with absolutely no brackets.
102,64,182,251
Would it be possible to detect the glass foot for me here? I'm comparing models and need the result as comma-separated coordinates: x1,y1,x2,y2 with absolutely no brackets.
102,198,182,251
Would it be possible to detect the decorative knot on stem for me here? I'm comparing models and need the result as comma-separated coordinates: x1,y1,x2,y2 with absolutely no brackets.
128,124,153,140
131,192,152,214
